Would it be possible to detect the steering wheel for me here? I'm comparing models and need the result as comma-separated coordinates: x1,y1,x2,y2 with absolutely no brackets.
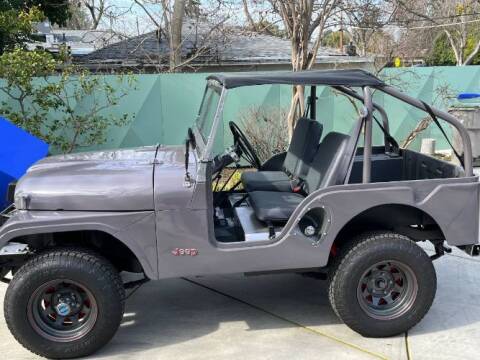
229,121,262,169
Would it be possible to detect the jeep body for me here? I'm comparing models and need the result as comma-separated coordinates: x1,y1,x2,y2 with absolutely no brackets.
0,69,478,358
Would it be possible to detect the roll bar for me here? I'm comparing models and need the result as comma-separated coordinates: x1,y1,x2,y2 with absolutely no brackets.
199,80,473,184
334,85,391,154
380,85,473,177
363,87,373,183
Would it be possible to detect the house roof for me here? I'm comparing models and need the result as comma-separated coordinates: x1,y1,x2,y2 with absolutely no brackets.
208,69,385,89
31,22,123,56
81,21,369,68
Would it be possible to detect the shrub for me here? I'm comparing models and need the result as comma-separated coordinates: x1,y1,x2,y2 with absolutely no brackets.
0,48,137,153
240,106,289,164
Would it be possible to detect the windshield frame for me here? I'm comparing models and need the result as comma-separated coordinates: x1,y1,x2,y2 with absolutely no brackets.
193,80,227,162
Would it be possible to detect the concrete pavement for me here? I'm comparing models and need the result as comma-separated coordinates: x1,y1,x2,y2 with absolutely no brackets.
0,246,478,359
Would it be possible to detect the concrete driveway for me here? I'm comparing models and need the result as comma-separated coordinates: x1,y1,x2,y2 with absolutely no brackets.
1,245,479,360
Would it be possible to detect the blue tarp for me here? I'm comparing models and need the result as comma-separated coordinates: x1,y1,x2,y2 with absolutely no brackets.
0,118,48,209
458,93,480,100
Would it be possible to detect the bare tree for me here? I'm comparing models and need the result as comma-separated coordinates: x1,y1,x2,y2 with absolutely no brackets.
242,0,258,32
393,0,480,65
241,0,280,35
69,0,108,29
344,0,392,56
66,2,94,29
264,0,342,138
85,0,106,29
133,0,230,72
441,1,480,65
170,0,187,69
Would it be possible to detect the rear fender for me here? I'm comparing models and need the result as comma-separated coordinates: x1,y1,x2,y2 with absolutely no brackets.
279,176,479,266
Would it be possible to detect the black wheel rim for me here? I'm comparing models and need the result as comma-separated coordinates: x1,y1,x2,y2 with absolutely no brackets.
27,279,98,342
356,260,418,320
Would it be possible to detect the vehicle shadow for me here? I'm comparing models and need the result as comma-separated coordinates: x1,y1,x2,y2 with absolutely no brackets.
95,273,342,358
410,253,480,335
95,256,480,358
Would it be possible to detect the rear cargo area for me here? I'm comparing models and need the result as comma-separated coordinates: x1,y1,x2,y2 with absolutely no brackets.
349,148,464,183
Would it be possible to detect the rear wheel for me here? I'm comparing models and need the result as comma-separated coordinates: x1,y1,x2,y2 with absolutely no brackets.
4,248,125,359
328,232,436,337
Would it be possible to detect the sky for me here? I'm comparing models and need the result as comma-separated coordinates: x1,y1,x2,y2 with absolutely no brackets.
93,0,262,36
94,0,255,36
97,0,160,35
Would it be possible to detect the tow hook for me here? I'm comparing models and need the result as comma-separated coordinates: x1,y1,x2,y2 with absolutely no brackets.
430,242,452,261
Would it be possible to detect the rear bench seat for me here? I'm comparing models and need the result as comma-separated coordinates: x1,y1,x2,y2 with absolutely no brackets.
248,132,351,223
241,117,323,192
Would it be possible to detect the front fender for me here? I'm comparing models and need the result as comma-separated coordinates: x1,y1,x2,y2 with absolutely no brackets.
0,210,158,279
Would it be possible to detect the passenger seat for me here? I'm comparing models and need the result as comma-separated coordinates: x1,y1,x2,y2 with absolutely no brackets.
248,132,351,223
241,117,323,192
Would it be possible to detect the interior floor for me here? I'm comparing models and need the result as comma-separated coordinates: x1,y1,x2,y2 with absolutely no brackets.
214,193,283,243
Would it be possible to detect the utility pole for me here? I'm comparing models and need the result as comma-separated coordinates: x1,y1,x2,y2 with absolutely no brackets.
339,11,344,53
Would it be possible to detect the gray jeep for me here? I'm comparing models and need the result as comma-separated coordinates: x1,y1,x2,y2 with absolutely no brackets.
1,69,479,359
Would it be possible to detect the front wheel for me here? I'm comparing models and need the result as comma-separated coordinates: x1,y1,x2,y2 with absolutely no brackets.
4,249,125,359
328,232,436,337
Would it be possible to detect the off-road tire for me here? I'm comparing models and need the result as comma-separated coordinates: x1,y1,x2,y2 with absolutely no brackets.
4,248,125,359
328,232,436,337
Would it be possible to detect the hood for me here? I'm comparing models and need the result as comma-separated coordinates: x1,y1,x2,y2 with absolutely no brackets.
15,146,159,211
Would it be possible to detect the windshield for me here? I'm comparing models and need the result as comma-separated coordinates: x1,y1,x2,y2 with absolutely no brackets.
196,85,221,142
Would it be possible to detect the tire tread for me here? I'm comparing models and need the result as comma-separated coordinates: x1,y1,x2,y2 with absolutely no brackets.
328,231,436,337
4,248,125,359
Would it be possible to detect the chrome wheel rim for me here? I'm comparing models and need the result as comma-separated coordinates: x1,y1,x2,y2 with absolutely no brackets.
27,280,98,342
357,260,418,320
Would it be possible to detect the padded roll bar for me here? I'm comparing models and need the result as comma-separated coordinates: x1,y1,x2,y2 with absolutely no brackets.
363,87,373,183
334,85,391,154
381,85,473,177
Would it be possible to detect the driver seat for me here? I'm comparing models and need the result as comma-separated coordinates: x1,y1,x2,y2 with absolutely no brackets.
241,117,323,192
248,132,351,223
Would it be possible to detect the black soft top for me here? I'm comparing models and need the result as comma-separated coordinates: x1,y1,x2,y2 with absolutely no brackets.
207,69,385,89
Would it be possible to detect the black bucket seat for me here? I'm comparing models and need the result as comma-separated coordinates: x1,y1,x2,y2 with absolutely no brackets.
241,117,323,192
248,132,351,222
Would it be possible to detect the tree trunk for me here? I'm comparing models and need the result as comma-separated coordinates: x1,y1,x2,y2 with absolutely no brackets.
444,30,462,65
170,0,186,71
242,0,257,31
286,37,308,139
271,0,337,140
286,85,306,139
85,0,104,30
465,40,480,65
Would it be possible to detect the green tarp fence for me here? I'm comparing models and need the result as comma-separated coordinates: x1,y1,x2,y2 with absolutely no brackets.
1,65,480,154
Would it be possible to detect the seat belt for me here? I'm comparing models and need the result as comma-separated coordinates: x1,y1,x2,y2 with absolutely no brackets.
291,178,306,194
373,115,399,154
421,101,465,169
303,99,310,118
